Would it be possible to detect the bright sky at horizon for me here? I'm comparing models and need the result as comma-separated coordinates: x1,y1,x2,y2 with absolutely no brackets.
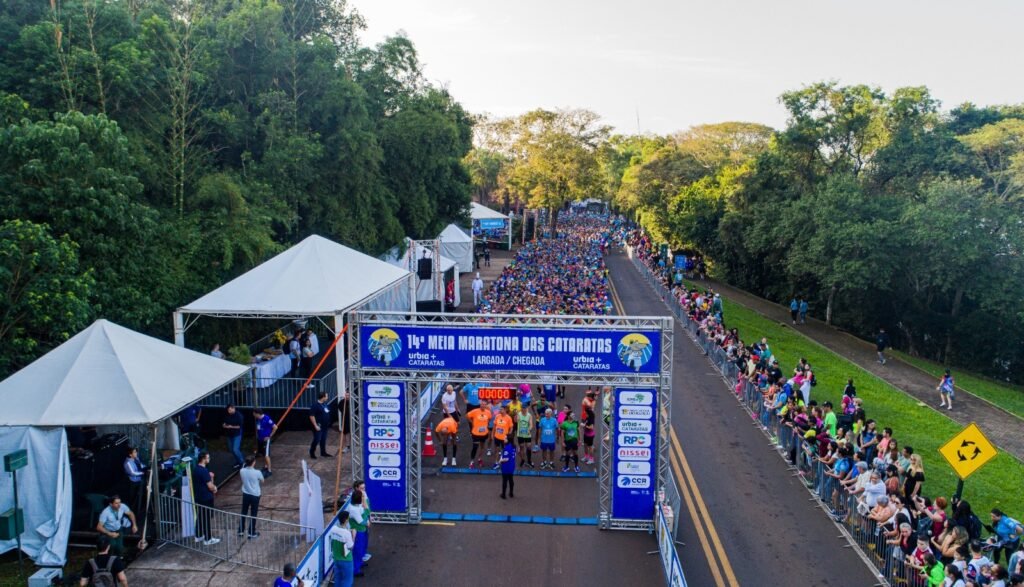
352,0,1024,135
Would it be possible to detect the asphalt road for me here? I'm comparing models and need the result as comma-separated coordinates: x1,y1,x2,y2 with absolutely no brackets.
605,250,879,586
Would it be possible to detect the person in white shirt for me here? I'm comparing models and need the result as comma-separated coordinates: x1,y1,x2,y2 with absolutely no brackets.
329,511,356,587
238,455,264,538
471,273,484,306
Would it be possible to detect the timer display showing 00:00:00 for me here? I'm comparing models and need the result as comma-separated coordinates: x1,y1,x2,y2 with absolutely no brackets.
478,387,514,401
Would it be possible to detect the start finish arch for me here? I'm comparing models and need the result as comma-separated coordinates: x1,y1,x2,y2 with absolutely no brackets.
347,311,673,531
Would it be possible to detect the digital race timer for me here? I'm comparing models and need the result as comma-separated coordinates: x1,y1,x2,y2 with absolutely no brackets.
478,387,514,401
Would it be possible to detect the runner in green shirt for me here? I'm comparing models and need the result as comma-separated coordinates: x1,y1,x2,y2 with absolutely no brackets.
516,409,534,468
560,410,581,473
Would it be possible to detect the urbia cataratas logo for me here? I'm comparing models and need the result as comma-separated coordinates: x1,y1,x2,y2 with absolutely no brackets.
617,333,652,371
368,328,402,365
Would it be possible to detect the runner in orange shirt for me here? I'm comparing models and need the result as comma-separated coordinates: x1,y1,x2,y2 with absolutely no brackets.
435,414,459,467
466,402,492,469
491,406,513,469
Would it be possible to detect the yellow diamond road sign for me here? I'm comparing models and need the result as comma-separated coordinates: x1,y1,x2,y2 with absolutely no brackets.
939,422,998,480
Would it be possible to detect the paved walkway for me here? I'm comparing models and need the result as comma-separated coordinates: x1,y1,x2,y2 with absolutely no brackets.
699,278,1024,463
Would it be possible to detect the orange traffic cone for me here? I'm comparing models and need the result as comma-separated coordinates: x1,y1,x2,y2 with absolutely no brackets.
423,428,437,457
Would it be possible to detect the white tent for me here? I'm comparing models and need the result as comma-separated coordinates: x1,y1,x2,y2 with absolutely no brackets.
179,234,413,318
381,238,460,306
0,319,248,565
439,224,474,273
470,202,512,249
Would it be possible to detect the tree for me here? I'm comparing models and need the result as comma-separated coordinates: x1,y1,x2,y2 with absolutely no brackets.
0,220,93,378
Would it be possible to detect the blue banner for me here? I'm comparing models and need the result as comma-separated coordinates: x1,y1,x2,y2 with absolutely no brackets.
362,381,406,513
612,388,658,520
360,326,661,374
673,254,685,270
477,218,506,230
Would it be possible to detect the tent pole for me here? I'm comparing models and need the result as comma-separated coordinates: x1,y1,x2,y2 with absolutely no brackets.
173,312,185,347
333,311,347,512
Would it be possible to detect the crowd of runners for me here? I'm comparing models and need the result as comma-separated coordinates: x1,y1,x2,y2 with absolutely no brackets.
628,228,1024,587
477,212,618,315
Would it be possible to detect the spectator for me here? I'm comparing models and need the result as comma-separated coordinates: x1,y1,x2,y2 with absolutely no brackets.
192,451,220,546
238,455,263,539
471,273,484,306
274,563,304,587
876,328,890,365
122,446,146,515
79,536,127,587
938,369,956,411
210,343,225,359
789,298,799,324
222,404,244,469
799,298,809,324
904,454,926,502
498,438,516,499
178,403,201,435
344,490,369,578
95,495,136,556
990,508,1024,565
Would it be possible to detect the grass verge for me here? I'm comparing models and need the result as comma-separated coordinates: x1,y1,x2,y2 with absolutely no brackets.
891,350,1024,421
715,294,1023,518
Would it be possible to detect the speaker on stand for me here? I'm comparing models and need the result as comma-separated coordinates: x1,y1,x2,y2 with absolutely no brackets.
417,257,432,280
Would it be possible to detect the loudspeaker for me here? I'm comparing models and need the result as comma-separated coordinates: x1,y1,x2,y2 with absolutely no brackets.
417,258,432,280
416,300,443,313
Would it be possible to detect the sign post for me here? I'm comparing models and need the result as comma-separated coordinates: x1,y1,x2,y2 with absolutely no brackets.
938,422,998,501
2,449,28,580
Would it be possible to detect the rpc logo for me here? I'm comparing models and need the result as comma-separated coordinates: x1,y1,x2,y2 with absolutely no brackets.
617,433,651,447
368,426,401,439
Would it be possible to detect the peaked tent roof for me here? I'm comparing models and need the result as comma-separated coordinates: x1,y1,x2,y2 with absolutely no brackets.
381,238,457,272
0,320,248,426
180,234,411,316
439,224,472,243
470,202,509,220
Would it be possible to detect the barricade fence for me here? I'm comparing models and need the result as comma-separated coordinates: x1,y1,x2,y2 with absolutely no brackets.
156,492,314,573
200,367,339,409
626,247,915,587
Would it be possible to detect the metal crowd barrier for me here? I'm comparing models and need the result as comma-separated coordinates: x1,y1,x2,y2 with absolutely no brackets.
156,492,315,573
200,368,339,409
626,246,931,586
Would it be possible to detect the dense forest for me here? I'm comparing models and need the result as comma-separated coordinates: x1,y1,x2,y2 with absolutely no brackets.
0,0,473,377
469,88,1024,383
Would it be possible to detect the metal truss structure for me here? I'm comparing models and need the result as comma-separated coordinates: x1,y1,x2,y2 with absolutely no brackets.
347,310,673,530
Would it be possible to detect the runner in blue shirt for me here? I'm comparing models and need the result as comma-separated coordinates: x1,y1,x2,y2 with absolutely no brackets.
538,408,558,470
274,562,303,586
461,382,481,414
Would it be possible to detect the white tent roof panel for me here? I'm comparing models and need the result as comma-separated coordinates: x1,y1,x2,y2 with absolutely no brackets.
180,235,411,316
470,202,509,220
0,320,248,426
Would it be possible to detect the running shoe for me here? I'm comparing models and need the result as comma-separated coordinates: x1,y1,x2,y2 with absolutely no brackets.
248,532,260,539
562,466,570,473
451,458,457,466
441,457,448,466
477,459,483,468
468,460,476,469
574,466,580,473
486,449,492,456
204,538,221,546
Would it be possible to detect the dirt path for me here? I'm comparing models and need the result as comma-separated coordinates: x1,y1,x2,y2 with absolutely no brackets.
700,278,1024,464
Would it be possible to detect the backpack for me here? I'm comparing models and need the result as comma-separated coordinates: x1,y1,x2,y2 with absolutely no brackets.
810,372,818,387
965,513,983,540
916,513,932,537
88,556,117,587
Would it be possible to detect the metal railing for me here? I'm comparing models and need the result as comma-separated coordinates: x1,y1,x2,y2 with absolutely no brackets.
246,319,334,357
200,368,339,409
156,492,315,572
627,247,930,587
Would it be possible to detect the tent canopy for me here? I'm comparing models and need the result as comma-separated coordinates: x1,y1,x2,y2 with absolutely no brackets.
180,234,412,317
381,238,457,273
470,202,508,220
0,320,248,426
439,224,474,273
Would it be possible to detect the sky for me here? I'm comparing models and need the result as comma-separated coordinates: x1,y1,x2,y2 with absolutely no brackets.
352,0,1024,135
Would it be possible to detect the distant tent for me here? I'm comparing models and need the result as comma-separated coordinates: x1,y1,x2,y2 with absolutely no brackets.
439,223,474,273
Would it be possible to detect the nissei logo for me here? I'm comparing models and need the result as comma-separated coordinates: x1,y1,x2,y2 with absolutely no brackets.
619,390,654,406
368,467,402,481
367,440,401,453
367,384,400,398
368,426,401,440
616,447,651,461
618,405,653,420
368,398,401,412
616,475,651,489
617,419,652,434
617,433,652,447
369,413,400,426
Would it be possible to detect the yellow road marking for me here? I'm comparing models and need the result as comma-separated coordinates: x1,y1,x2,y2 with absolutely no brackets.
672,429,739,586
420,521,456,526
667,438,726,587
610,258,738,586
